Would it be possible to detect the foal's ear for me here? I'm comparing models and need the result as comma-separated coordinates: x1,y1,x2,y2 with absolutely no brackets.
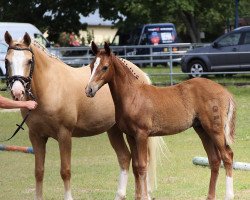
104,42,111,55
23,32,31,46
91,41,99,55
4,31,13,45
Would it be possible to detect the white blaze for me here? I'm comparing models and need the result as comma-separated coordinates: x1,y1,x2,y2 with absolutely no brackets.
88,57,100,83
12,50,26,76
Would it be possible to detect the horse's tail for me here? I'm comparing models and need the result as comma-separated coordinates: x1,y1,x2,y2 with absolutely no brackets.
224,96,236,146
147,137,168,191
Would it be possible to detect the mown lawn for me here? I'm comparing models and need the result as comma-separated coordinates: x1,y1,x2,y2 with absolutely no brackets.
0,69,250,200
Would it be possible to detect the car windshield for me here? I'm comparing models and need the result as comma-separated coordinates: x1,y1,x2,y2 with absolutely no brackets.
0,43,7,53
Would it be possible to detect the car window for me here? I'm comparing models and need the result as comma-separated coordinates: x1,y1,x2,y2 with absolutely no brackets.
34,34,49,47
0,43,7,53
218,33,241,47
243,32,250,44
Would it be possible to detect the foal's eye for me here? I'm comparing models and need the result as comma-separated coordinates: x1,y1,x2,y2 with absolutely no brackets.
102,66,108,71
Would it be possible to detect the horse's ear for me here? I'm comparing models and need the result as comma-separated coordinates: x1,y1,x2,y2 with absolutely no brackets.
23,32,31,46
104,42,111,55
91,41,99,55
4,31,13,45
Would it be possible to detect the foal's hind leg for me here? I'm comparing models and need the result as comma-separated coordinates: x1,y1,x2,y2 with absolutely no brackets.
210,133,234,200
29,132,48,200
107,125,131,200
194,126,221,200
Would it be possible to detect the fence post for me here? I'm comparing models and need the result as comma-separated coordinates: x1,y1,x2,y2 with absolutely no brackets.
150,47,153,67
169,47,173,85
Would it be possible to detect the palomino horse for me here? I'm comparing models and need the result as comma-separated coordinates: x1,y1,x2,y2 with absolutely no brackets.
4,32,166,200
85,42,236,200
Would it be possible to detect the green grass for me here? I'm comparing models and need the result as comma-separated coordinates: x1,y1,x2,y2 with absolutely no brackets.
0,71,250,199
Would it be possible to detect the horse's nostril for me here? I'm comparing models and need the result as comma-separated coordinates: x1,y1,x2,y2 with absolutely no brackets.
22,91,25,95
89,88,92,93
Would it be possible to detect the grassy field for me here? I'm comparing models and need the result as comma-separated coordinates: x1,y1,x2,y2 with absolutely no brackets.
0,68,250,199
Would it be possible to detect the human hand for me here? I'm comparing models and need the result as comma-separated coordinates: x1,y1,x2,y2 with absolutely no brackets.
24,100,38,110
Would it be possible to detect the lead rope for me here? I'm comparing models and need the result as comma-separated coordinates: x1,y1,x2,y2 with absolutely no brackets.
0,110,31,142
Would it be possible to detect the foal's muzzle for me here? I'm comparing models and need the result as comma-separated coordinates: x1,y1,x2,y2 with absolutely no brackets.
85,85,96,98
85,83,100,98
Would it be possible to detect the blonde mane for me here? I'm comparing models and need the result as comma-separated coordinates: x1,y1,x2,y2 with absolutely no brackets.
31,39,61,61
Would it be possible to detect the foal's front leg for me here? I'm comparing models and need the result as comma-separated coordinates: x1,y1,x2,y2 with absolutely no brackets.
58,130,73,200
135,132,150,200
29,132,48,200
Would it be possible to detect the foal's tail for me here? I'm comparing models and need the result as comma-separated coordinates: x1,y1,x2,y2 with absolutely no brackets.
224,97,236,146
147,137,168,191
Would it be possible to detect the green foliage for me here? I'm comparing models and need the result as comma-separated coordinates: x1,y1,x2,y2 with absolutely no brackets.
99,0,250,43
0,0,98,42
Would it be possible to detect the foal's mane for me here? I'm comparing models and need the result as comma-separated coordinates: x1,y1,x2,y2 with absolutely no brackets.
111,53,143,82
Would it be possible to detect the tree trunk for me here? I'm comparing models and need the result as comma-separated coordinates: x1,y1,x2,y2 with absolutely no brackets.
179,11,201,43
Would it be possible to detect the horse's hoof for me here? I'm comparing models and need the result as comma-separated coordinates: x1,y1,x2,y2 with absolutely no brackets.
225,193,234,200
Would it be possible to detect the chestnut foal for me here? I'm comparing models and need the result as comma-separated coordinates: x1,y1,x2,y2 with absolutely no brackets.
85,42,236,200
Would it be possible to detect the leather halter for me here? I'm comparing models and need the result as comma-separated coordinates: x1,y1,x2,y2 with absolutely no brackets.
6,46,35,100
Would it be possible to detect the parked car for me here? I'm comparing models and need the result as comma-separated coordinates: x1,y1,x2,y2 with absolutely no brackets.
181,26,250,78
0,41,8,76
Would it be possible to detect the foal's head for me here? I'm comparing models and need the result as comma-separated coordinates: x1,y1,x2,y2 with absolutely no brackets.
85,41,113,97
4,31,33,100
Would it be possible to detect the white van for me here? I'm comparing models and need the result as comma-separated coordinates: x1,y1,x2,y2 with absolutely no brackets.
0,22,51,76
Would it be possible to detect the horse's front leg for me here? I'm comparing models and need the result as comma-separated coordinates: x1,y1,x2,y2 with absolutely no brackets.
29,132,48,200
58,130,73,200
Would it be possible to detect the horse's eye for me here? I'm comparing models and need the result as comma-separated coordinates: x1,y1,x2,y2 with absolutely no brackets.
28,59,33,65
102,66,108,71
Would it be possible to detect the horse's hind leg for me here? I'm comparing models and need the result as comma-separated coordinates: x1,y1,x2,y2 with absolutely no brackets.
194,126,221,200
29,132,48,200
107,125,131,200
58,129,73,200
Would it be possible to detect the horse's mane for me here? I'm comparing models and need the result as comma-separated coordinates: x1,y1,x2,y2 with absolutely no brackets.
31,39,61,62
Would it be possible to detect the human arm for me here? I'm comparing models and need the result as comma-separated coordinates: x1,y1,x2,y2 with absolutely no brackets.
0,95,37,110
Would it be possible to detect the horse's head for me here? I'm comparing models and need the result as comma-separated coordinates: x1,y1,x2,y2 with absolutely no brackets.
4,31,34,101
85,41,113,97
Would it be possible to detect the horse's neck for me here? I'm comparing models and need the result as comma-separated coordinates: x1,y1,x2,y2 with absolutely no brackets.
31,45,64,98
109,55,141,107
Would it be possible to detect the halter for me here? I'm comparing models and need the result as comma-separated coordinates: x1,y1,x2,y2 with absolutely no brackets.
6,46,36,100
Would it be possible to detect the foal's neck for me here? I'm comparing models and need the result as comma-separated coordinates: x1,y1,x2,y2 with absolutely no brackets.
108,55,142,106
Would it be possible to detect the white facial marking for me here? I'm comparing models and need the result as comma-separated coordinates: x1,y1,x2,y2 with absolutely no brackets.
12,50,26,76
88,57,101,83
225,176,234,200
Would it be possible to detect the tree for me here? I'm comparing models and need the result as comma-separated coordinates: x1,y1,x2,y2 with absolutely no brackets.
98,0,240,43
0,0,98,42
